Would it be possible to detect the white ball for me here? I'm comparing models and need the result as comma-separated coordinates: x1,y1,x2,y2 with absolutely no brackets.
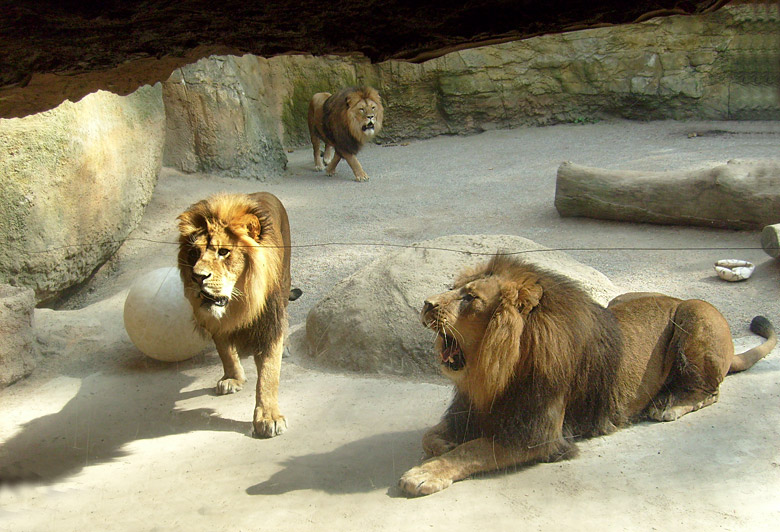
123,267,212,362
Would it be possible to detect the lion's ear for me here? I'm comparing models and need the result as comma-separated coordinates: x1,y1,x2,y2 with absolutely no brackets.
517,284,543,316
232,213,262,242
177,206,206,238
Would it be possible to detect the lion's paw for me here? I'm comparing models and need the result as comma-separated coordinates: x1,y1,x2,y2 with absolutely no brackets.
398,465,453,497
253,412,287,438
216,378,244,395
354,172,370,182
314,163,324,171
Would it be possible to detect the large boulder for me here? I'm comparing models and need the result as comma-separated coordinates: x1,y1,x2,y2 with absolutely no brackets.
304,235,621,377
0,284,37,388
0,85,165,302
162,54,288,179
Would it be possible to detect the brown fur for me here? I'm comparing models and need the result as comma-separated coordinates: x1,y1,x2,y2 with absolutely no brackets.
177,192,294,438
307,86,383,182
399,255,776,496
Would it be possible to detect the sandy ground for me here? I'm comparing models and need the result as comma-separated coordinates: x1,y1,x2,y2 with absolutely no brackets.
1,120,780,531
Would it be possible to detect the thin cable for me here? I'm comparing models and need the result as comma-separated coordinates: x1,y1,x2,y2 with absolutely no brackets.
1,236,773,257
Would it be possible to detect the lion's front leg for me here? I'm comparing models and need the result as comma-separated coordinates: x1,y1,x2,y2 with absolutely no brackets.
422,421,458,457
399,437,521,497
214,338,246,395
252,337,286,438
342,153,369,182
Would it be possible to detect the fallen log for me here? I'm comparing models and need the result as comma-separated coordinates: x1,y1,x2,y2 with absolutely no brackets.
554,160,780,230
761,223,780,258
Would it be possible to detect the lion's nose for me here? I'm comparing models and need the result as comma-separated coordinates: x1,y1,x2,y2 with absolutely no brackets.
192,272,211,285
422,300,436,314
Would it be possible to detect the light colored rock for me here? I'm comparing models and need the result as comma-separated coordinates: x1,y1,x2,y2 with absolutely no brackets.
0,84,164,302
0,284,37,388
162,55,288,179
304,235,620,377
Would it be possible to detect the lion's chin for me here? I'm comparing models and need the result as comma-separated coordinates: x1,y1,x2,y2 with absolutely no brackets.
199,291,230,318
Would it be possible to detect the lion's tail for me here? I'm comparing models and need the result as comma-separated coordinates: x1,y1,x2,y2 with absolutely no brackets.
729,316,777,374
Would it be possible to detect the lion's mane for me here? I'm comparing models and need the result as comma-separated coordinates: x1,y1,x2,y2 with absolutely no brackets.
320,86,383,155
176,192,289,338
445,255,626,457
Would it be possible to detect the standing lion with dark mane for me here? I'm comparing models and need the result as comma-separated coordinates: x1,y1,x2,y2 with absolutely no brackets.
399,255,776,496
177,192,300,438
307,86,383,182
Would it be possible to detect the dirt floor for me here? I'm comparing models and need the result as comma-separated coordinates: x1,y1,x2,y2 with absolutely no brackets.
1,120,779,531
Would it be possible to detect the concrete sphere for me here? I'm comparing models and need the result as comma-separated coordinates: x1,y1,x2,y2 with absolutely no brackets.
123,267,212,361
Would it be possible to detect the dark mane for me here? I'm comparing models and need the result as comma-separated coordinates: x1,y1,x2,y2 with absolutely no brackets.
446,255,626,454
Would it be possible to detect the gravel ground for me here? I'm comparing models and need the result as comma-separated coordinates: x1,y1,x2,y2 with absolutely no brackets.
1,119,779,531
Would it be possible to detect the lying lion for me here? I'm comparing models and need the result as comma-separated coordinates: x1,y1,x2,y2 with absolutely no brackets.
400,255,776,496
307,86,383,182
177,192,300,438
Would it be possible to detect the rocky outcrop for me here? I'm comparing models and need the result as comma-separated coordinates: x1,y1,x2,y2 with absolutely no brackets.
167,4,777,164
0,85,165,303
0,284,37,388
162,55,288,179
304,235,620,377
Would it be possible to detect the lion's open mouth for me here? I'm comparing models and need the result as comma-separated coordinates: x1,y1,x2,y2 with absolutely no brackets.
362,121,374,132
200,290,229,308
439,332,466,371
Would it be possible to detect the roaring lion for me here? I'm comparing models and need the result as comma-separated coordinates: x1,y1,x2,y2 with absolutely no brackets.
307,86,383,182
400,255,776,496
177,192,300,438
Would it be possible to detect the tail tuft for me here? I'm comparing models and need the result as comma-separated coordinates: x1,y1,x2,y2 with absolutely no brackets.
750,315,774,338
729,315,777,373
289,287,303,302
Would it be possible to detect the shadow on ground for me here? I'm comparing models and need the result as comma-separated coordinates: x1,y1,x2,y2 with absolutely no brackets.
0,361,248,485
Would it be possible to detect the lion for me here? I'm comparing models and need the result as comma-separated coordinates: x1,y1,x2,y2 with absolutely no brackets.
399,255,776,496
177,192,301,438
307,86,383,182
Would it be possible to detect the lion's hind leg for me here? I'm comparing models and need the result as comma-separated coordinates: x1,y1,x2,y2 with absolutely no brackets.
646,390,719,422
323,144,334,166
325,152,342,176
311,135,325,171
647,300,732,422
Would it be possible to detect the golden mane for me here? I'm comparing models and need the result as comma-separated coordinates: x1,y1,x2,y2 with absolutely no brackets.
177,192,284,334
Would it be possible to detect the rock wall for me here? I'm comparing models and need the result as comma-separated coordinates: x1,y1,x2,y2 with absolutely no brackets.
0,285,37,388
0,85,165,303
162,55,287,179
162,4,777,174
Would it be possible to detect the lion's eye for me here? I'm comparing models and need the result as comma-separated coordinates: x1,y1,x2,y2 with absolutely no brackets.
218,248,230,257
462,293,475,302
187,248,200,263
